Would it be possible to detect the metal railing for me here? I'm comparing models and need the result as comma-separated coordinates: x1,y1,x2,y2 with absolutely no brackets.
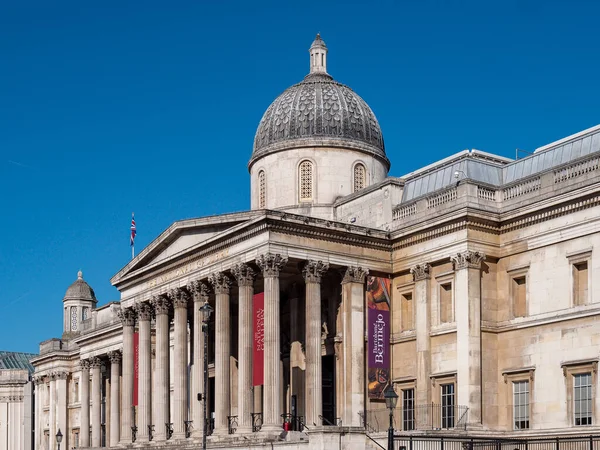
251,413,263,432
319,415,342,427
131,426,137,443
227,415,238,434
205,417,215,436
165,422,173,440
184,420,193,438
281,413,306,431
362,404,469,433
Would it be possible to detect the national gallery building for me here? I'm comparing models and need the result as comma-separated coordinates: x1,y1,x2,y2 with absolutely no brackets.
31,35,600,450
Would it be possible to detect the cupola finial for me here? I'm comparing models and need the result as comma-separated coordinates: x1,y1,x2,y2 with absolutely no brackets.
77,270,83,280
309,33,328,75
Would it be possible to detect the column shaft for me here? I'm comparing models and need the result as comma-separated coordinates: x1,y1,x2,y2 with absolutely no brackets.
119,308,135,444
210,273,231,435
57,374,68,448
411,264,431,429
80,363,90,446
91,360,102,447
136,304,152,441
189,281,209,439
172,289,189,439
153,296,171,441
49,377,56,450
33,380,41,450
109,352,121,446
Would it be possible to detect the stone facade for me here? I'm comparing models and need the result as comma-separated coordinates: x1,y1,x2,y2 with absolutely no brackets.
31,34,600,450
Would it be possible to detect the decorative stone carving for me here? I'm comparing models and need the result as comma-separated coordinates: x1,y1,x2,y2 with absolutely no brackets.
135,302,153,321
108,350,122,364
302,260,329,284
54,371,69,380
88,357,103,369
117,307,136,327
410,263,431,281
209,272,232,294
341,266,368,284
231,263,255,287
188,280,210,302
256,253,288,278
451,251,486,270
79,359,91,371
333,335,342,360
169,288,189,309
151,295,171,316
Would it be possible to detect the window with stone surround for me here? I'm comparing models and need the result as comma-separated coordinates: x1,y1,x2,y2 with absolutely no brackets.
353,163,366,192
402,388,415,431
562,360,597,427
431,373,457,429
72,429,79,448
401,291,414,331
73,378,79,403
441,383,455,428
258,170,266,208
508,266,529,318
568,250,591,307
503,367,535,431
299,160,313,202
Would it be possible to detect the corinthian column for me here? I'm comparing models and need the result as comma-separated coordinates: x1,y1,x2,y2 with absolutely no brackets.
302,260,329,427
170,288,190,440
108,351,121,446
79,360,91,447
410,263,431,429
118,307,136,444
90,357,103,447
56,371,68,449
451,251,485,426
189,281,210,439
256,253,288,432
136,302,153,441
151,295,171,441
232,263,255,433
209,272,232,436
341,266,368,427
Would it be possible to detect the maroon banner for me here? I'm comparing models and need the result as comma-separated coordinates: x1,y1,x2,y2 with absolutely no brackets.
253,292,265,386
133,331,139,406
366,276,391,399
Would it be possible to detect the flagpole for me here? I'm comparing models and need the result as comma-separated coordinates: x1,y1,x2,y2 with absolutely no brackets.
131,212,136,260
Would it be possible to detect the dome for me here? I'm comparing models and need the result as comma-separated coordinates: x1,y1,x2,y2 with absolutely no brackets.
250,35,388,169
63,270,97,303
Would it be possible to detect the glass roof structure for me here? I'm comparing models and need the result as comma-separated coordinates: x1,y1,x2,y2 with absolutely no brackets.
0,351,37,374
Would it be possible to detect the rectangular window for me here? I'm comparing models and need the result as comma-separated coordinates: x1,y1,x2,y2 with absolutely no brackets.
439,283,453,323
73,429,80,448
512,276,527,317
74,379,79,403
573,262,589,306
574,373,593,425
402,388,415,431
441,383,455,428
513,380,530,429
401,292,414,330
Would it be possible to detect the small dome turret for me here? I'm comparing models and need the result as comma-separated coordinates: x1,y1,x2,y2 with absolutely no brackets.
63,270,97,335
63,270,97,303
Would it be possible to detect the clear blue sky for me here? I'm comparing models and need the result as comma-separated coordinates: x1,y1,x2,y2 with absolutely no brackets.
1,0,598,353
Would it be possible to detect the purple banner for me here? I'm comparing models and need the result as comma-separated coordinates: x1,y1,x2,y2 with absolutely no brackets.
367,276,391,399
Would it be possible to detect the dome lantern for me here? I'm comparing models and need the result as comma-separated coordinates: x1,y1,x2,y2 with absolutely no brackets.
309,33,328,75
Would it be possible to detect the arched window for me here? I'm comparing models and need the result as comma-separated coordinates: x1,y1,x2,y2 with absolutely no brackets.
354,163,366,192
299,160,313,201
258,170,266,208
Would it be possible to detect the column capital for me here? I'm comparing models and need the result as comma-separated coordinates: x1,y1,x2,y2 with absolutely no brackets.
169,288,190,309
79,359,91,371
231,263,255,287
135,302,153,321
108,350,122,364
256,253,288,278
209,272,232,294
117,307,136,327
188,280,210,302
53,371,69,380
33,375,44,385
410,263,431,281
89,356,103,369
341,266,368,284
451,251,486,270
302,260,329,284
151,295,171,316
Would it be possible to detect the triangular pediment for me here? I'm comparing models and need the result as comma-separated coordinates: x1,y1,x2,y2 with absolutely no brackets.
111,210,263,286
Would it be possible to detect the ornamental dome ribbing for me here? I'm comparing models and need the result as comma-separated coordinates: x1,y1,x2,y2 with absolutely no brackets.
63,270,97,303
250,35,388,168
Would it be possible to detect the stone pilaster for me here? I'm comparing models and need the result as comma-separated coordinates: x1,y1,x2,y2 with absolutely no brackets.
256,253,288,432
79,360,91,447
151,295,171,441
302,260,329,427
451,251,485,426
117,306,136,444
108,351,121,447
89,357,102,447
136,302,153,441
188,280,210,439
49,374,56,450
410,263,431,429
33,377,44,450
55,371,68,449
341,266,368,427
232,263,256,433
170,288,190,440
209,272,232,436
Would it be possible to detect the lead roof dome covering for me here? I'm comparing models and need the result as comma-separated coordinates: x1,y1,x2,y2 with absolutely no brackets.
63,270,97,303
251,73,388,167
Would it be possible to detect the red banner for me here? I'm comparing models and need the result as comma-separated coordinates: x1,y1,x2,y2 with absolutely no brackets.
133,332,139,406
253,292,265,386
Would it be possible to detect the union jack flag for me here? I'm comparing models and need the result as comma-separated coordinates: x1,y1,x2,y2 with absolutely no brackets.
130,214,136,247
